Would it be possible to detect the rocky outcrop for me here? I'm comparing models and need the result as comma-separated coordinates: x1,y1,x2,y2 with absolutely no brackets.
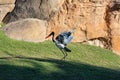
3,18,47,42
3,0,109,42
0,0,15,23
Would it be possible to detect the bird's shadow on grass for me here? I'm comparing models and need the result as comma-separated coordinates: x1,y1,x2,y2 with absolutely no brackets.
0,57,120,80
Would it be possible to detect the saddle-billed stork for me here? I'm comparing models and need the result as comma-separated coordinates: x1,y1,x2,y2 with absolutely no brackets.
45,28,76,60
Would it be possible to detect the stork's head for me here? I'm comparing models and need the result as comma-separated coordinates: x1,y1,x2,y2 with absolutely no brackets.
45,32,54,39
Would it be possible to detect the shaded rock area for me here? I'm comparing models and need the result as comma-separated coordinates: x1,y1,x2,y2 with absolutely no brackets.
3,18,47,42
1,0,120,54
3,0,64,23
0,0,15,23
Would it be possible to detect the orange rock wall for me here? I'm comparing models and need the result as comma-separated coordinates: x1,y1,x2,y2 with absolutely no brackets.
48,0,108,42
110,11,120,55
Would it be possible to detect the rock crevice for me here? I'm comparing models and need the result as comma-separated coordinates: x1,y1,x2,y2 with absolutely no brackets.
104,2,112,50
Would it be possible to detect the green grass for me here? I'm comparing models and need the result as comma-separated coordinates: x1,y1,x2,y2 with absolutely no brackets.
0,30,120,80
0,23,6,28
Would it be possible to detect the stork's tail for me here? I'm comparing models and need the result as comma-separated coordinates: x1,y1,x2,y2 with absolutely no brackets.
64,47,71,52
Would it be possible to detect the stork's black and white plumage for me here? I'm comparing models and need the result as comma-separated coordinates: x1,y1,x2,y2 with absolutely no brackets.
45,28,75,60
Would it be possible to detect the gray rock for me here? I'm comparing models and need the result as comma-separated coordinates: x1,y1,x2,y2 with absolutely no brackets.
3,0,64,23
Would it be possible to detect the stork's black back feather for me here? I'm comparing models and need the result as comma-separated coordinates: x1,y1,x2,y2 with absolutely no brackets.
55,32,72,44
64,47,71,52
55,34,64,43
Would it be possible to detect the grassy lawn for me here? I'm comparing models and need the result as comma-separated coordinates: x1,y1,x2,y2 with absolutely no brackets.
0,30,120,80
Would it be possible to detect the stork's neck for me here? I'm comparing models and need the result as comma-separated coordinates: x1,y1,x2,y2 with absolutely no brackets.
51,32,55,42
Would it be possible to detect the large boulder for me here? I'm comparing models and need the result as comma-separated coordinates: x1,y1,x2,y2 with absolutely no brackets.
3,18,47,42
0,0,15,23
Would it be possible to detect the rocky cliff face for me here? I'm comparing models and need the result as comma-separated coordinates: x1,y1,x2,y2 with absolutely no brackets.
48,0,108,41
1,0,120,55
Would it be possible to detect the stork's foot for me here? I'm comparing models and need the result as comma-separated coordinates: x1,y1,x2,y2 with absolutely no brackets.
61,57,65,61
60,49,68,60
61,55,67,60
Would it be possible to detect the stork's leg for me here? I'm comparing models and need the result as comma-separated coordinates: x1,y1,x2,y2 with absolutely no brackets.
63,51,68,60
60,49,64,55
60,50,68,60
60,49,66,60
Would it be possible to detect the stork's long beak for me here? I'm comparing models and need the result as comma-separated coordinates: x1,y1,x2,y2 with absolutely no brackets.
45,32,52,39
